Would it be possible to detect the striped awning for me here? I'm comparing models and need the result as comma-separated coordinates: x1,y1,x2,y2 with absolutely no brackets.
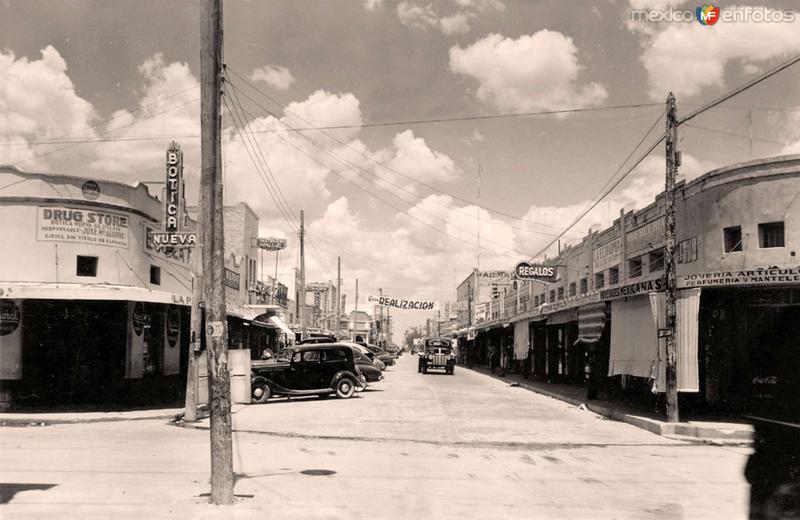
576,302,607,344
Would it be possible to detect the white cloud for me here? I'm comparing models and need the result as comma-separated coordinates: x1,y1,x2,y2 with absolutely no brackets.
395,0,503,36
250,64,295,91
396,2,439,30
0,46,97,170
282,89,362,141
631,5,800,101
387,130,459,183
449,31,608,113
440,12,473,35
89,54,201,180
364,0,383,10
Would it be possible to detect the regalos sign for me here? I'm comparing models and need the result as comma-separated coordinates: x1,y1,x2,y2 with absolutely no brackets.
514,262,558,282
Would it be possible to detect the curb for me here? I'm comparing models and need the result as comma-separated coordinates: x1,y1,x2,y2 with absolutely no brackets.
0,410,183,427
469,367,753,444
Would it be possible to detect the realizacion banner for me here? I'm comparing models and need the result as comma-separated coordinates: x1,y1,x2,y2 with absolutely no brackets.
369,296,439,311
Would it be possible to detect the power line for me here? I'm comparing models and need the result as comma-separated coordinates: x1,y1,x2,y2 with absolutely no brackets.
228,85,536,260
684,123,791,146
224,79,333,274
222,86,332,274
10,97,200,166
226,67,583,238
678,54,800,125
528,117,667,261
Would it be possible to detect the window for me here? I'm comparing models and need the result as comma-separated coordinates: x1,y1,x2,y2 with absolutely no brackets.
76,256,98,277
608,266,619,286
569,282,576,297
150,265,161,285
649,248,665,272
628,256,643,278
557,287,564,300
594,272,605,289
723,226,742,252
302,350,320,362
533,295,539,307
322,349,347,361
758,222,785,248
549,290,555,303
579,278,588,294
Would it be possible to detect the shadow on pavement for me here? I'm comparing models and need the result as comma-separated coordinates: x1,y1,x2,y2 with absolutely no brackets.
0,483,56,504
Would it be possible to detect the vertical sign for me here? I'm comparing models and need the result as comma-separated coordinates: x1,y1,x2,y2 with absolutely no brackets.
165,142,184,233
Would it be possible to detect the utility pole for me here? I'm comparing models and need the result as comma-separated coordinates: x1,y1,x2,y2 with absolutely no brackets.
379,288,384,347
664,92,680,423
299,210,306,340
200,0,233,504
336,256,341,339
355,278,359,312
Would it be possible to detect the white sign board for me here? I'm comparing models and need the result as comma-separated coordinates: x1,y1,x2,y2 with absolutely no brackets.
37,207,129,248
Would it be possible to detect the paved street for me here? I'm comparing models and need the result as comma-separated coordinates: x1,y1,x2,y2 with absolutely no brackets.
0,355,751,519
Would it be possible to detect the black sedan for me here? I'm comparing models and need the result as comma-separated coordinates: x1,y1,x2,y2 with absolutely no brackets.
251,344,363,403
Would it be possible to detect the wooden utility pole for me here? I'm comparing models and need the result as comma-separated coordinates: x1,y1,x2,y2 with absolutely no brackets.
200,0,234,504
355,278,359,312
299,210,306,340
664,92,680,423
336,256,341,339
184,226,203,422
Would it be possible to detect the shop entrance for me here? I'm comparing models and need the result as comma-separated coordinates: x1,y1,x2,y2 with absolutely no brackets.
18,300,127,406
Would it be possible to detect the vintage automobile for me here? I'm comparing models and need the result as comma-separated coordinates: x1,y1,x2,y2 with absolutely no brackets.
366,344,395,366
351,348,384,383
250,344,364,403
418,337,456,375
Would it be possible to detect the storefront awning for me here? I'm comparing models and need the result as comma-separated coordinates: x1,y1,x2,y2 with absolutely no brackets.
268,315,294,339
575,302,607,345
0,281,191,306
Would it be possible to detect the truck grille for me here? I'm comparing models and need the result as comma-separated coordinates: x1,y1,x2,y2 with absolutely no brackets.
432,354,448,365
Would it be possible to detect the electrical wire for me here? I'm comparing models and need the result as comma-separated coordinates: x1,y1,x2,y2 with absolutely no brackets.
226,86,534,260
10,97,200,167
227,66,631,235
222,87,333,275
224,86,333,276
683,124,790,146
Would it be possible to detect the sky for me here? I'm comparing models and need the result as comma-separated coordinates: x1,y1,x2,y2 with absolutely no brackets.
2,0,800,341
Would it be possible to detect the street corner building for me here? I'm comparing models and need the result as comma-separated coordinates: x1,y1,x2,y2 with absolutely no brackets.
454,154,800,424
0,165,198,409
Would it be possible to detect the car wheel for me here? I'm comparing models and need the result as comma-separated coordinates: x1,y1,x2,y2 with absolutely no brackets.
251,380,270,404
335,377,356,399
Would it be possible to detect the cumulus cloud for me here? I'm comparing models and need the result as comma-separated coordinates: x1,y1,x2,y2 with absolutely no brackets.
394,0,504,36
90,53,201,180
449,31,608,113
629,5,800,100
0,45,97,171
251,64,295,91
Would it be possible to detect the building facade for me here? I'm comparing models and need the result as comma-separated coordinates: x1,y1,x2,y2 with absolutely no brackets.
459,155,800,420
0,166,195,408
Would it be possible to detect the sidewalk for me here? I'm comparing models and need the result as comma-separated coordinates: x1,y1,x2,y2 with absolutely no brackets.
0,407,183,426
467,365,753,445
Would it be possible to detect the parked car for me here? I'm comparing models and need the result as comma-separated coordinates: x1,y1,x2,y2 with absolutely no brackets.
345,342,386,371
297,335,336,345
366,344,395,366
250,344,364,403
351,348,383,383
418,337,456,375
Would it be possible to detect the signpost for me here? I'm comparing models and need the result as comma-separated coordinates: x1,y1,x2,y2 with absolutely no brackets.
255,236,287,305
